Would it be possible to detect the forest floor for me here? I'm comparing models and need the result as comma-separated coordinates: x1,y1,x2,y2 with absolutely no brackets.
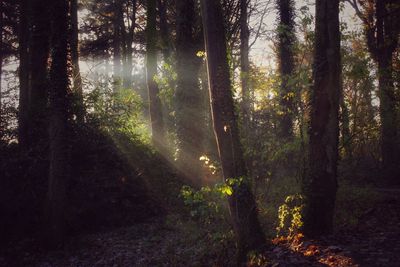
1,187,399,267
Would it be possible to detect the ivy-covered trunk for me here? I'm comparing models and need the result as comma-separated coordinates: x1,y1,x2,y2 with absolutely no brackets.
276,0,296,139
302,0,340,237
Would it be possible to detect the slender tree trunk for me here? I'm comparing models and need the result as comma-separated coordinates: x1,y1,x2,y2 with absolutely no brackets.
70,0,84,123
146,0,165,152
113,0,123,91
157,0,170,60
276,0,296,139
175,0,204,184
123,0,136,89
46,0,70,246
302,0,340,237
200,0,265,262
378,53,398,174
240,0,251,134
340,96,351,159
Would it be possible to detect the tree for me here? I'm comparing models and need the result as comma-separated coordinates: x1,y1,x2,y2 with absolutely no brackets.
347,0,400,178
46,0,70,246
157,0,171,61
146,0,165,153
302,0,341,237
29,0,51,149
276,0,296,139
175,0,204,184
18,0,51,151
70,0,84,123
18,0,31,148
240,0,251,132
0,0,3,113
200,0,265,261
122,0,137,90
340,32,377,160
112,0,123,90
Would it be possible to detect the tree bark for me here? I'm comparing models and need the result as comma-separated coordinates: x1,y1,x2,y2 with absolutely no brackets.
123,0,136,89
18,0,31,148
302,0,340,237
146,0,165,152
18,0,50,150
29,0,50,150
113,0,123,91
70,0,84,123
0,0,3,114
240,0,251,134
340,96,351,159
276,0,296,139
200,0,265,261
373,0,399,177
46,0,70,246
157,0,171,60
378,53,398,173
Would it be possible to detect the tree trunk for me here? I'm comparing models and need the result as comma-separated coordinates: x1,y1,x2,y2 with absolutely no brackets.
240,0,251,134
123,0,136,89
0,2,4,117
18,0,50,150
357,0,400,179
374,0,399,179
0,0,3,114
276,0,296,139
70,0,84,123
302,0,340,237
18,0,31,148
157,0,171,60
46,0,70,246
200,0,265,261
175,0,204,184
113,0,123,91
378,53,398,174
340,96,351,159
146,0,165,153
29,0,50,150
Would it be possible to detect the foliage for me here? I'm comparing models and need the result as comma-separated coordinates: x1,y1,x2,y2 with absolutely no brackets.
276,194,304,238
85,83,151,144
180,183,230,225
179,182,236,264
247,251,269,267
155,61,177,110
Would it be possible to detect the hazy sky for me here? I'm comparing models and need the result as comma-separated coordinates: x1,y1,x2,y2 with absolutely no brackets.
0,0,363,96
250,0,361,67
